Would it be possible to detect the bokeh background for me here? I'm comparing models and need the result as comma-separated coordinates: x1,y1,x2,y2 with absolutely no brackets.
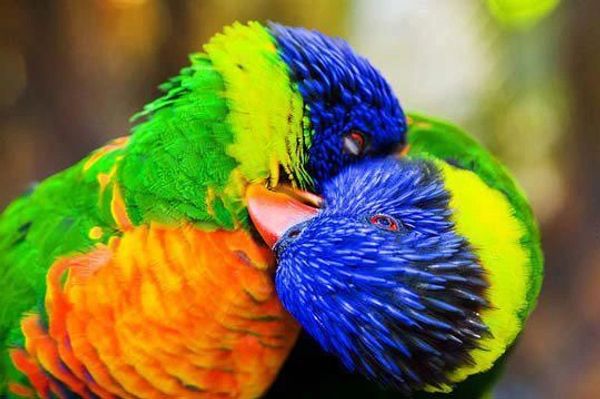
0,0,598,398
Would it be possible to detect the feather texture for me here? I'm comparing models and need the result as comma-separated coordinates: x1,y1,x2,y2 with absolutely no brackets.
267,114,543,397
9,225,298,398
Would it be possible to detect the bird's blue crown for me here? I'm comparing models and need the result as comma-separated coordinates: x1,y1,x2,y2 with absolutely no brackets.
270,24,406,189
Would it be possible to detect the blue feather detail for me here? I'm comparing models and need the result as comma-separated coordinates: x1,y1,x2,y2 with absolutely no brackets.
269,23,407,189
274,158,491,394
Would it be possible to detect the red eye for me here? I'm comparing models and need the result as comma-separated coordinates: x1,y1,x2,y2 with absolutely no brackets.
369,214,400,231
343,130,368,156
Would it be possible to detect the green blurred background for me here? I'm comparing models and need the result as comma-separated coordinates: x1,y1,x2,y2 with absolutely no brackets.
0,1,598,398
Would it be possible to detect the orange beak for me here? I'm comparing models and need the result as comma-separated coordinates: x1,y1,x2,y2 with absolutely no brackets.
246,184,321,248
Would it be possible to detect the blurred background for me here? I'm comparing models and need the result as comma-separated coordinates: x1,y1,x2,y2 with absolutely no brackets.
0,0,598,398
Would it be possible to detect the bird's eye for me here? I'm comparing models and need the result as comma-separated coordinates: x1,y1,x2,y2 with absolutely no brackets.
343,130,368,156
369,214,400,231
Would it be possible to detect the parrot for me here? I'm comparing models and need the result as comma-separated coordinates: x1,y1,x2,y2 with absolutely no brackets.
0,21,407,398
249,114,544,399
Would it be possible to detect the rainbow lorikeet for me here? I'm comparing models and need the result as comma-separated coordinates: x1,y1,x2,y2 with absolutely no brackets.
0,22,406,398
249,114,543,398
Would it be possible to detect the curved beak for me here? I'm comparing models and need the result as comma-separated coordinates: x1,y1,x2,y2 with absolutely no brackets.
246,184,321,248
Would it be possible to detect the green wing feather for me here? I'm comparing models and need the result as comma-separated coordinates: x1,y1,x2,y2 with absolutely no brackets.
0,153,119,391
120,53,243,228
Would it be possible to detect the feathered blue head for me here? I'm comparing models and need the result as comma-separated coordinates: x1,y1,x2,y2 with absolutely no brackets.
270,24,406,189
272,158,490,393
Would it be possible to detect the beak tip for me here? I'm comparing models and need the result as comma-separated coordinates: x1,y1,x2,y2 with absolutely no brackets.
246,184,319,248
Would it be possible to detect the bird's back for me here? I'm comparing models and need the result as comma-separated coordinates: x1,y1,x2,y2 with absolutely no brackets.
0,137,131,392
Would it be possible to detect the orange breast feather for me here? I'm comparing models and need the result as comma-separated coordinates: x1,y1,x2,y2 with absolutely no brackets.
10,224,300,399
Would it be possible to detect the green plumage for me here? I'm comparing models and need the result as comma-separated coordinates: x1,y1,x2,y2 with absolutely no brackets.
121,53,244,228
0,155,115,390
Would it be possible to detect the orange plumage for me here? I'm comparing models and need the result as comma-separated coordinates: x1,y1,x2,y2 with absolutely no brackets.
11,225,299,398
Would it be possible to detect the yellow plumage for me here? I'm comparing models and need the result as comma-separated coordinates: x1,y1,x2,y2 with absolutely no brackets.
204,21,307,188
427,161,531,392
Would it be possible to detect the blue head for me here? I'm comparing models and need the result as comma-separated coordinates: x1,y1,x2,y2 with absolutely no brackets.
270,24,406,190
270,158,490,393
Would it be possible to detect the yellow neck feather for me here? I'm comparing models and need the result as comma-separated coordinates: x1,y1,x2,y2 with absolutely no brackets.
427,161,531,392
204,21,307,188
